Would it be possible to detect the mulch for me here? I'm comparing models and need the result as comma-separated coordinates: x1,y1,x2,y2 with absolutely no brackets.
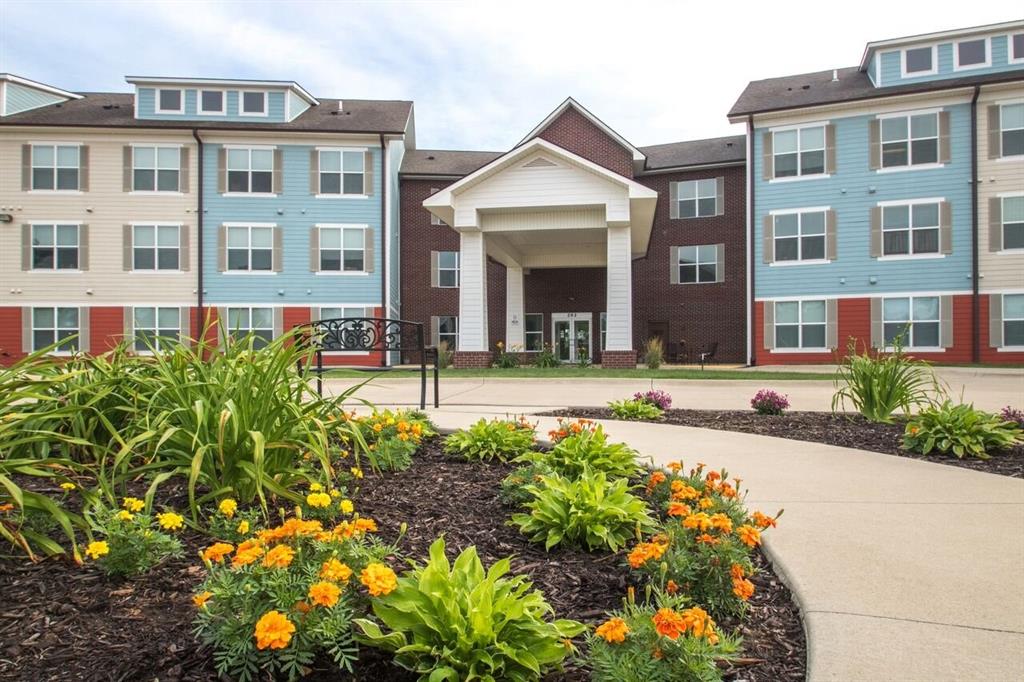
0,439,806,681
539,409,1024,479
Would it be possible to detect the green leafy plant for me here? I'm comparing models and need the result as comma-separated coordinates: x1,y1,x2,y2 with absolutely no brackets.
493,341,520,368
352,409,434,472
608,398,664,421
0,458,89,561
519,424,644,479
643,337,664,370
355,537,583,682
499,463,553,507
85,500,184,577
576,346,591,368
533,344,559,368
511,471,655,551
436,341,453,370
832,337,942,423
903,400,1023,459
444,417,536,462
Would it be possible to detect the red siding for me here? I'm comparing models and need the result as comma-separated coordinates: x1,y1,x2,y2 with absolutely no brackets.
0,308,23,364
88,307,124,355
980,294,1024,364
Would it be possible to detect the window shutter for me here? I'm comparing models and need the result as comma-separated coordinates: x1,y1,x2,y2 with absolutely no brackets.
870,207,882,258
272,227,283,272
78,146,89,191
940,295,953,349
123,307,134,344
762,301,775,350
79,224,89,271
272,149,283,194
761,132,773,180
669,246,680,284
309,227,319,272
989,197,1002,252
180,306,192,342
21,308,32,353
715,177,725,216
179,147,190,193
21,224,31,271
123,146,133,192
989,294,1003,348
79,308,90,353
430,251,440,287
217,147,227,193
363,228,375,273
309,149,319,194
217,225,227,271
430,316,440,347
939,201,953,255
179,224,191,271
869,119,881,170
123,224,133,270
826,209,838,261
987,106,1001,160
363,150,374,195
824,124,836,174
826,299,838,350
938,111,951,164
22,144,31,191
715,243,725,283
668,182,679,219
762,215,774,263
870,298,883,349
273,308,284,339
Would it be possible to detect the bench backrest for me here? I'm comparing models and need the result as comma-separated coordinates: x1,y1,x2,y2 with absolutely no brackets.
297,317,426,353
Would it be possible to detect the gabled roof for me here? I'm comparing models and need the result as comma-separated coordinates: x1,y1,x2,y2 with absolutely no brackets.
126,75,319,105
858,19,1024,71
639,135,746,171
0,73,83,100
517,97,646,162
401,149,504,176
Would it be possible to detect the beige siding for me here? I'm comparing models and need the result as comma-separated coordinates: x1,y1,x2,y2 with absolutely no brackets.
0,128,198,305
977,85,1024,292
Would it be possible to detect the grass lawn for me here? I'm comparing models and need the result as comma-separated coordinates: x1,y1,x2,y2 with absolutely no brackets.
323,366,836,381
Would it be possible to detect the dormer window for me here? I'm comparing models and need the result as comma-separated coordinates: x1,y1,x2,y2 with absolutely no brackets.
199,90,225,115
156,88,183,114
241,91,267,116
1011,34,1024,64
955,38,989,70
902,46,936,76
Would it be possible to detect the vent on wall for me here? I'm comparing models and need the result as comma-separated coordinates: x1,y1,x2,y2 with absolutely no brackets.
523,157,557,168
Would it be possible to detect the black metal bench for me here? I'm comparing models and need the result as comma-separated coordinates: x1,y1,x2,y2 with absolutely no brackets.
294,317,438,409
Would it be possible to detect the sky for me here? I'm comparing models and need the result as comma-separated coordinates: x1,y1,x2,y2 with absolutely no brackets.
1,1,1021,151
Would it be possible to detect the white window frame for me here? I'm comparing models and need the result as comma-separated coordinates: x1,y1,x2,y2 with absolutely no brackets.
599,312,607,352
524,313,544,352
677,244,718,284
676,179,718,218
769,123,828,182
239,90,269,117
316,224,368,275
155,88,185,114
877,198,945,260
876,109,943,172
437,315,458,350
131,144,182,193
131,307,182,353
30,222,81,272
882,296,942,351
317,306,373,355
901,44,938,77
773,299,828,352
316,147,367,198
131,223,182,272
437,251,459,288
198,89,226,115
225,145,276,196
1002,294,1024,350
225,223,275,274
30,143,81,192
953,37,991,71
1010,33,1024,65
32,306,79,354
225,306,275,347
1000,193,1024,253
769,207,830,265
998,101,1024,160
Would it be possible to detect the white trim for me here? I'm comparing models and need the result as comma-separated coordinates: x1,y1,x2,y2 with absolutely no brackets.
517,97,645,162
952,36,992,71
884,346,945,353
768,123,828,181
1010,33,1024,65
223,192,278,198
769,259,831,267
154,88,185,114
996,190,1024,199
875,106,944,119
222,221,276,228
125,76,318,106
0,73,82,100
767,173,832,184
997,346,1024,352
859,20,1024,70
674,178,719,219
673,244,720,285
769,347,830,354
875,163,945,174
769,205,833,215
756,290,970,302
237,90,269,117
315,194,369,200
197,89,227,115
745,122,753,366
900,45,938,78
877,253,946,261
222,143,277,151
876,196,946,207
767,120,832,133
315,145,369,153
315,223,369,275
771,298,830,351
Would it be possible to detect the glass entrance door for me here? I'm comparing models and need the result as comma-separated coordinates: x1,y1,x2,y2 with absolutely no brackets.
552,313,592,363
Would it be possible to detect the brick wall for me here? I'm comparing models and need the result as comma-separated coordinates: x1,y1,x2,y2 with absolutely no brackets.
535,106,634,178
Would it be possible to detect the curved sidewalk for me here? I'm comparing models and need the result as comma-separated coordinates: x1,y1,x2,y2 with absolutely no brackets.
427,410,1024,682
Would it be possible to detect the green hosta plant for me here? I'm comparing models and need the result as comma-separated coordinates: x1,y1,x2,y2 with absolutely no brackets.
444,417,536,462
518,425,644,480
511,470,656,552
832,337,942,423
355,537,583,682
608,398,664,422
903,400,1023,459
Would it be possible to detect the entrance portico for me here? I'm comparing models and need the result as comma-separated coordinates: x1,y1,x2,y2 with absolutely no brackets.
423,137,657,367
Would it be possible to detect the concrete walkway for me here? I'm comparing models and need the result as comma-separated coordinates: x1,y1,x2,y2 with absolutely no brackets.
425,410,1024,682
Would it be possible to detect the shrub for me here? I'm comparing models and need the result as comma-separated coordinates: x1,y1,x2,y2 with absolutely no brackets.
903,400,1023,459
643,337,664,370
493,341,520,369
499,463,553,507
534,344,559,368
444,417,536,462
634,390,672,410
577,346,591,368
522,423,644,480
85,500,184,576
436,341,453,369
750,389,790,415
832,338,942,423
511,471,656,551
1000,406,1024,429
352,409,434,472
609,398,664,421
355,537,583,681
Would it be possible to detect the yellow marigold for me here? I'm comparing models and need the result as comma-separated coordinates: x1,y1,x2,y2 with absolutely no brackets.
385,416,395,426
732,577,755,601
372,423,383,433
682,512,712,532
254,610,295,650
218,498,238,518
667,502,691,517
699,497,714,510
306,492,332,508
86,540,109,560
339,499,354,514
398,433,409,441
60,482,77,491
737,525,761,548
594,617,629,644
156,511,184,531
115,510,134,522
320,558,353,582
202,542,234,563
309,482,323,491
330,489,341,498
262,544,295,569
193,591,213,608
397,421,409,432
708,513,733,534
751,511,777,529
652,608,686,640
308,580,342,608
237,520,250,535
350,467,363,479
360,563,398,596
411,423,422,435
122,497,144,513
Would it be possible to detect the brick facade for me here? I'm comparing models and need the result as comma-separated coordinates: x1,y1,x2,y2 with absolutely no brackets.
535,106,634,178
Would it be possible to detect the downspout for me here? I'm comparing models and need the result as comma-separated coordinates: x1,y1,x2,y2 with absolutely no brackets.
746,114,755,366
970,86,980,364
192,129,204,340
380,133,388,367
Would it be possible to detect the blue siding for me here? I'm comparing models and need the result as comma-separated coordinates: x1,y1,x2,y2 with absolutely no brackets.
203,143,384,305
753,103,973,298
4,82,64,115
136,87,289,122
877,35,1023,87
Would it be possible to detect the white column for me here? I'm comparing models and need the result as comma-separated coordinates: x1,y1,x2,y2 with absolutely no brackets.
458,230,489,351
505,265,525,349
605,226,633,351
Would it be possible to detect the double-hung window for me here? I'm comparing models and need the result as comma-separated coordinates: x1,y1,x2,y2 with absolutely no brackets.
774,211,826,262
437,251,459,287
1002,196,1024,250
677,179,717,217
883,297,940,349
31,144,79,191
882,201,940,256
774,300,827,349
525,313,543,351
32,224,79,270
318,226,365,272
133,225,180,270
319,149,365,195
1003,295,1024,347
436,316,458,350
227,148,273,193
773,125,825,178
133,146,180,192
241,91,267,116
33,307,79,353
880,113,939,168
999,103,1024,158
133,307,181,351
678,245,718,283
227,225,273,271
155,88,183,114
226,307,274,348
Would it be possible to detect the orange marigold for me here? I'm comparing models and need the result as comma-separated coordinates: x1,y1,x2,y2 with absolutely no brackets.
193,591,213,608
262,544,295,569
232,539,265,568
732,577,755,601
666,579,679,595
201,542,234,563
670,481,700,501
682,512,712,532
667,502,691,517
652,608,686,640
308,580,342,608
320,558,353,582
360,563,398,596
709,513,733,534
627,540,668,569
696,533,719,545
679,606,718,642
730,563,745,580
751,511,777,529
646,471,667,492
737,525,761,547
594,617,629,644
698,497,714,510
667,461,682,473
254,610,295,650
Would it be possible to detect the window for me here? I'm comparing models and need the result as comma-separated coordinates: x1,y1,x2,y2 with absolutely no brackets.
133,225,180,270
437,316,458,350
227,225,273,271
437,251,459,287
774,300,827,349
882,202,940,256
1000,103,1024,158
33,307,78,352
1004,295,1024,347
31,224,79,270
955,38,988,69
1013,34,1024,63
241,91,267,115
773,126,825,178
599,313,607,351
678,245,718,284
880,113,939,168
133,146,180,192
318,149,365,195
226,307,274,348
31,144,79,191
774,211,826,262
677,179,717,218
525,313,543,351
319,306,368,350
226,147,274,193
883,297,940,348
199,90,225,114
1003,196,1024,250
156,88,183,113
132,307,181,351
903,46,935,75
318,226,365,272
